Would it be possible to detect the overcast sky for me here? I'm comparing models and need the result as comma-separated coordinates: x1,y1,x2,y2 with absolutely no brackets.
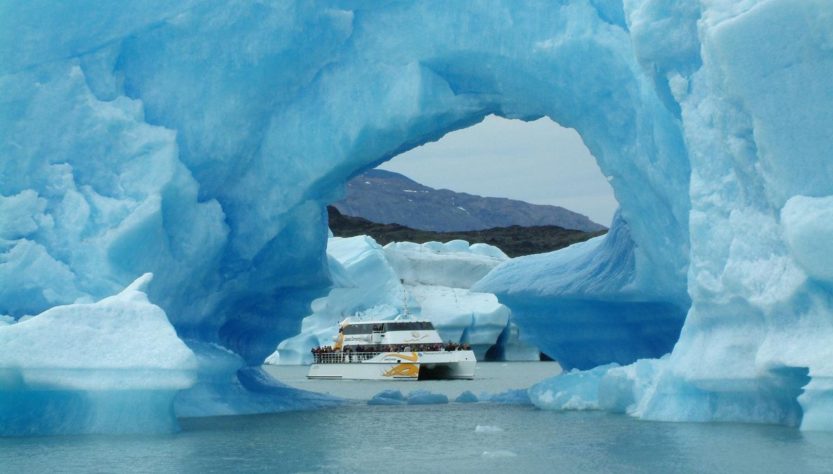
378,115,618,226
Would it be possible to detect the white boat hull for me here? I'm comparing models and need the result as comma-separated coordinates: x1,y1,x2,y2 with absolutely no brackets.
306,351,476,380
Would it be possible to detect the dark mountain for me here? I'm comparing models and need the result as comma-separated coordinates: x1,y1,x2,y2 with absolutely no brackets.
333,169,606,233
327,206,606,258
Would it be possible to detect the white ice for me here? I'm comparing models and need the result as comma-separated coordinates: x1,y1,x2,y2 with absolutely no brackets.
267,236,538,364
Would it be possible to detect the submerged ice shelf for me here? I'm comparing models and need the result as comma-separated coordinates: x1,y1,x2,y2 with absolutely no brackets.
2,0,833,433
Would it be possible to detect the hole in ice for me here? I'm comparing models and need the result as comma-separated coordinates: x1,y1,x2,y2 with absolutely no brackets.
378,114,616,228
322,115,619,366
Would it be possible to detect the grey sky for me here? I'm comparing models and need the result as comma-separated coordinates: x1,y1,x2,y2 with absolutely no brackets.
379,115,618,226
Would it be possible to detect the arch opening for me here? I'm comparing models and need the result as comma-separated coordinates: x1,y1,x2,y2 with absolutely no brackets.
274,100,689,368
298,116,619,364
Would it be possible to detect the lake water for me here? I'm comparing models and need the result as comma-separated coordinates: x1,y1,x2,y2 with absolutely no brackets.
3,363,833,473
262,361,564,401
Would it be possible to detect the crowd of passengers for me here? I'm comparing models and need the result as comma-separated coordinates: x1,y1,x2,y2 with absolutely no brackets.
311,342,471,357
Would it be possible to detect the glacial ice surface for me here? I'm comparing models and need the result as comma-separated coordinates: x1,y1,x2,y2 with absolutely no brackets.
3,0,833,432
476,213,688,370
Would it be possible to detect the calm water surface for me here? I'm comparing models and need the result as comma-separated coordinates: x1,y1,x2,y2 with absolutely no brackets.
3,363,833,473
263,361,564,400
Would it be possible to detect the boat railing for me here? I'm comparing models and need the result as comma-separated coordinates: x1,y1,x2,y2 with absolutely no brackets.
313,351,381,364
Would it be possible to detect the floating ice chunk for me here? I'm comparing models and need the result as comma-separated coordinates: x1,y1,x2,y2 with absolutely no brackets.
368,389,406,405
529,364,619,411
528,359,666,415
480,389,531,405
455,390,479,403
598,359,663,414
475,425,503,433
407,390,449,405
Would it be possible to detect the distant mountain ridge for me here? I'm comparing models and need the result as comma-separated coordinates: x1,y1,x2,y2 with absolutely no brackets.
327,206,606,258
333,169,606,232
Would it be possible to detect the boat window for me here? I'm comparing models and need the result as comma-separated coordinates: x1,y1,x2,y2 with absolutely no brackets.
372,324,384,332
383,321,434,331
343,324,373,335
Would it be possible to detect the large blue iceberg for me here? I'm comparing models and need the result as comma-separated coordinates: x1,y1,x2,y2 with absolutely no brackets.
2,0,833,432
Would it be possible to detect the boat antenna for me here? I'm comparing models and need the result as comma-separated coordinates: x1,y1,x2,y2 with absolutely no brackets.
400,278,411,320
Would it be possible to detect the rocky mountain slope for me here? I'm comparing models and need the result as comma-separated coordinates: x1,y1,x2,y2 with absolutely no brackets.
327,206,605,258
333,169,606,232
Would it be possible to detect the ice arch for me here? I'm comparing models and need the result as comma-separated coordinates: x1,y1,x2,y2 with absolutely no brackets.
1,0,690,365
3,0,833,431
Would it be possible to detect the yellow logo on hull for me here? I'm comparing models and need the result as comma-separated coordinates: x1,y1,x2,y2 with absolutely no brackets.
380,352,419,378
383,363,419,378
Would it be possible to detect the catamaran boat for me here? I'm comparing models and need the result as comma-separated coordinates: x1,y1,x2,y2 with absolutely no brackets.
307,319,476,380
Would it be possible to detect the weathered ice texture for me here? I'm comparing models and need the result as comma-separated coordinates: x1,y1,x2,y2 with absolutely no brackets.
2,0,832,431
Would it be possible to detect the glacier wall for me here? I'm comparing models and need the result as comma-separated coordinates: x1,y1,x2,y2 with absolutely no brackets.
2,0,832,431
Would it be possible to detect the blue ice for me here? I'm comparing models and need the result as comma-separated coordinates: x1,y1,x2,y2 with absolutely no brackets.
2,0,833,433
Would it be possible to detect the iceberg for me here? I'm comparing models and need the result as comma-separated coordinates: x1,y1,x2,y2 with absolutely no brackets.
455,391,479,404
2,0,833,432
0,274,197,435
368,389,406,406
478,389,533,406
476,213,688,370
406,390,449,405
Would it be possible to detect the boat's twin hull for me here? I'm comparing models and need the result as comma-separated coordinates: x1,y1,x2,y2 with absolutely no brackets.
307,351,476,380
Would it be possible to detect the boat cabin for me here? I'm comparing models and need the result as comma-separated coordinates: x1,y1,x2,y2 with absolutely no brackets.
337,320,444,348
